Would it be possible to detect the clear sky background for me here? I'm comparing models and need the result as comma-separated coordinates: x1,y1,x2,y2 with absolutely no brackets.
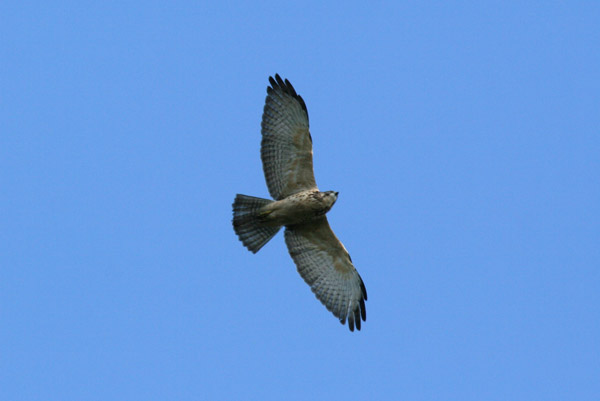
2,2,599,400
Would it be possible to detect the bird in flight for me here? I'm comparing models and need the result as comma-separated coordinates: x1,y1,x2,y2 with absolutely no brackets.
232,74,367,331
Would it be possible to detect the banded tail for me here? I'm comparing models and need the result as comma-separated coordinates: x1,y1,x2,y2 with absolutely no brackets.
232,194,280,253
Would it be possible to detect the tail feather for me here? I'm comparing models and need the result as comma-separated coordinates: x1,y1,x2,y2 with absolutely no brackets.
232,194,280,253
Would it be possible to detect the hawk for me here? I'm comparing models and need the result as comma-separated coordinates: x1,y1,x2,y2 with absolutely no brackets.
232,74,367,331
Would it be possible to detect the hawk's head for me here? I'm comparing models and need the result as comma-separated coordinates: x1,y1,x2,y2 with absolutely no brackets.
323,190,339,208
311,190,339,216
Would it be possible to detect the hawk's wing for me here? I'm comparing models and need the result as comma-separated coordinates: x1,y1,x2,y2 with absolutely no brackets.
284,217,367,331
261,74,317,200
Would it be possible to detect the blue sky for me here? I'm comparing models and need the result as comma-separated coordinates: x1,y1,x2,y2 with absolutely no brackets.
1,1,599,400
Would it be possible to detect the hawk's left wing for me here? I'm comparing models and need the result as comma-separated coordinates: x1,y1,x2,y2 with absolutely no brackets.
261,74,317,200
284,217,367,331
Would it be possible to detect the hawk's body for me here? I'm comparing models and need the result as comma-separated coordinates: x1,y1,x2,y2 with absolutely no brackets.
232,75,367,331
258,189,337,226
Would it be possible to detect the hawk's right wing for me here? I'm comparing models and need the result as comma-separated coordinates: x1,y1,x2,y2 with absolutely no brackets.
284,217,367,331
261,74,318,200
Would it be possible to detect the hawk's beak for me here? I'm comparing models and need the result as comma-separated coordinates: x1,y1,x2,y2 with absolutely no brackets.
334,191,339,197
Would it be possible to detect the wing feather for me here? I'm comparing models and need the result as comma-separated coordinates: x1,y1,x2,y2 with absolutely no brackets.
284,217,367,331
261,74,317,200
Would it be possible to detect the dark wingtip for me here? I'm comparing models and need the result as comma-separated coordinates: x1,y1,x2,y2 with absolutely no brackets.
353,274,368,330
354,307,361,330
360,298,366,322
268,75,278,89
267,74,309,121
359,274,367,301
275,74,286,89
